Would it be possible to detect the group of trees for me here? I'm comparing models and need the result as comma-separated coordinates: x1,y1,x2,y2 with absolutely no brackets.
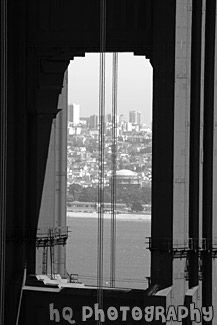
68,183,151,211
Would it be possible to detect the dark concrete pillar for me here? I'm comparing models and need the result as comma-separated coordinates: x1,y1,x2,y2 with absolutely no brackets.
188,0,203,289
151,0,176,287
202,0,216,316
0,0,7,324
26,55,69,274
5,1,28,324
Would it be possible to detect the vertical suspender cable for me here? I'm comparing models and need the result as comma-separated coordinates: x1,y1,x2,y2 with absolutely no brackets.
49,229,54,279
110,53,118,287
97,0,106,319
0,0,7,323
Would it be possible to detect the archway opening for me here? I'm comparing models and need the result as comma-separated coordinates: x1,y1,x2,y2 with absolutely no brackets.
66,53,152,289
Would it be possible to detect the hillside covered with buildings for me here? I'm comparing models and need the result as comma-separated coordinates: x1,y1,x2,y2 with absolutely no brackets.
67,104,152,212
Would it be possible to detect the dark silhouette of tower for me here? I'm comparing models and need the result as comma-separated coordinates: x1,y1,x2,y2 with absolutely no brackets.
1,0,217,324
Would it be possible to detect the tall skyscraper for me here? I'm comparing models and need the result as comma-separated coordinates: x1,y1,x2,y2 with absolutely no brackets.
89,114,98,129
68,103,80,124
106,113,119,124
129,110,141,125
106,113,112,123
119,114,125,123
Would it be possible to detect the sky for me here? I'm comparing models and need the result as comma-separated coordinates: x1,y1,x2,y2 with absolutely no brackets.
68,53,153,125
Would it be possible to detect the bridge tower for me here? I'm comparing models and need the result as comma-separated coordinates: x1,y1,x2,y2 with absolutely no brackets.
1,0,217,324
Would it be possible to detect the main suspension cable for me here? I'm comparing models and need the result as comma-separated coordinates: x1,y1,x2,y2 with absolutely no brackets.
97,0,106,319
110,53,118,287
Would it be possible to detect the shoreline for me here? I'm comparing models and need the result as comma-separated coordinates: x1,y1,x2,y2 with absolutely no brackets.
67,211,151,221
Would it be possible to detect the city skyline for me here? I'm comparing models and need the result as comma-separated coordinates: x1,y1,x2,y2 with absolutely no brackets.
68,53,153,125
68,106,146,125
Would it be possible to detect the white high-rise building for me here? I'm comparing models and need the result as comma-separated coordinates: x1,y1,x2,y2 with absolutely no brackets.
68,103,80,124
129,110,141,125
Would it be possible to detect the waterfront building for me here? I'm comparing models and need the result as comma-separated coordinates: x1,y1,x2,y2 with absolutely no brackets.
111,169,141,188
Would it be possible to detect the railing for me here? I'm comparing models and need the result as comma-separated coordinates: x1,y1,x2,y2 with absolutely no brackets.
6,227,69,246
146,237,217,257
36,227,69,247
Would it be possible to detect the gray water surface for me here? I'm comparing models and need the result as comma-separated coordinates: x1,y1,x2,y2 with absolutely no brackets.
66,213,151,289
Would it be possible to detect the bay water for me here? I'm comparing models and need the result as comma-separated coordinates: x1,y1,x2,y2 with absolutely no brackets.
66,212,151,290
